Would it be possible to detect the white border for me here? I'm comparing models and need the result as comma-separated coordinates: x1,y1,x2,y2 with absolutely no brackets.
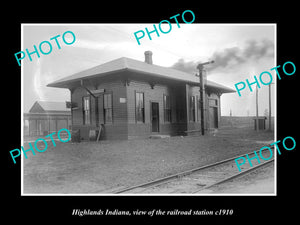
20,23,277,196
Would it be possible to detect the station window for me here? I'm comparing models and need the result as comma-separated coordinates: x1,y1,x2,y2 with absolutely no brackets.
83,96,91,125
104,93,113,124
135,92,145,123
164,94,171,123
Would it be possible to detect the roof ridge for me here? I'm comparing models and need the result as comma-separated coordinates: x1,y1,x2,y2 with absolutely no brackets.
33,101,70,112
37,100,67,104
125,56,195,76
37,100,66,102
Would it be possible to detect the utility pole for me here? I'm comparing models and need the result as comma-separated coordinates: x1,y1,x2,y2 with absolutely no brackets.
230,109,233,127
268,83,274,131
196,60,214,135
256,85,259,131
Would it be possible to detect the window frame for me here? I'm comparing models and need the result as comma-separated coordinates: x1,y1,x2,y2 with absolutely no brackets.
82,96,91,125
135,91,145,123
103,93,113,124
189,95,196,122
163,94,172,123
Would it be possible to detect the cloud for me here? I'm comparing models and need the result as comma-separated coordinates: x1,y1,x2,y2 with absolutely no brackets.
33,58,69,102
170,58,199,74
210,39,274,71
170,39,274,74
72,39,109,50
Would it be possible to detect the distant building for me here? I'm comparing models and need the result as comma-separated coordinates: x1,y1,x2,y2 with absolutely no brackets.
48,51,235,140
24,101,71,136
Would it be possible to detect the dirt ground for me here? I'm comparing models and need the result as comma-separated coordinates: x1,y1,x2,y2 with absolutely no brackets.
22,127,275,194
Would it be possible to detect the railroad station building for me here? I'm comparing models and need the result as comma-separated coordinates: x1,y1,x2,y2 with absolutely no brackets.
47,51,235,140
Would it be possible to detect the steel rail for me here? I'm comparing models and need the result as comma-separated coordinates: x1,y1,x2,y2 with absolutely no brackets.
113,148,274,194
191,158,274,193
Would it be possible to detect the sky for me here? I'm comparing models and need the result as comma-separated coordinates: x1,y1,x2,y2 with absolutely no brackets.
22,24,276,116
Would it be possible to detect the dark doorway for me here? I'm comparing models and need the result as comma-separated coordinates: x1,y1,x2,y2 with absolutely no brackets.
151,102,159,132
209,107,218,128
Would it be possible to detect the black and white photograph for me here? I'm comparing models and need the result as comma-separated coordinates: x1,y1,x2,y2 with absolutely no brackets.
5,5,298,223
21,24,276,195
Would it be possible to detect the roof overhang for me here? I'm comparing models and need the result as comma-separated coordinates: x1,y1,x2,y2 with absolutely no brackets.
47,57,236,94
47,68,128,89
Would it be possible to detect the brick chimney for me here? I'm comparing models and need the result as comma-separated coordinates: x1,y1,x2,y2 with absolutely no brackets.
144,51,153,64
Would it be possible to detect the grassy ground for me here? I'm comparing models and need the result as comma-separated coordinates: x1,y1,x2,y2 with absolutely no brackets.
23,127,274,194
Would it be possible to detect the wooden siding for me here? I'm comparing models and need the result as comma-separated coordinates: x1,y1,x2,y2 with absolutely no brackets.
70,74,221,140
72,87,85,126
126,79,186,138
207,93,221,128
71,80,128,140
185,84,221,133
186,84,201,132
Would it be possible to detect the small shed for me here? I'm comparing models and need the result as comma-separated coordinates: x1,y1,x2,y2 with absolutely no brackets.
253,116,267,130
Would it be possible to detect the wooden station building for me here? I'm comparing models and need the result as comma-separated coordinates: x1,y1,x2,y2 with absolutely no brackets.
47,51,235,140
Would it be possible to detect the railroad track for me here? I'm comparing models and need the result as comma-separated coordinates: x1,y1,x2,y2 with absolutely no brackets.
112,149,275,194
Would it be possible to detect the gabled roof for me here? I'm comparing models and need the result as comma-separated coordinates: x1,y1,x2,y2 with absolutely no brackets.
29,101,70,113
47,57,235,93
